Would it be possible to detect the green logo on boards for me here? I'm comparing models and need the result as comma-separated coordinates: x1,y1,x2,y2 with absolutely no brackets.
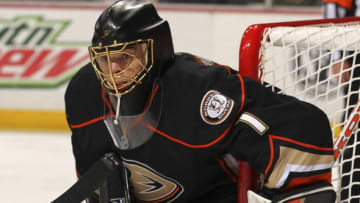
0,16,90,87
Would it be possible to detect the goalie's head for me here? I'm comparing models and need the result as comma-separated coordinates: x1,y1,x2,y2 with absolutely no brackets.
89,0,174,96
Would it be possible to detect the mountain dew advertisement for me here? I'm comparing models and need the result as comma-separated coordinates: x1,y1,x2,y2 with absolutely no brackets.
0,15,89,87
0,3,101,131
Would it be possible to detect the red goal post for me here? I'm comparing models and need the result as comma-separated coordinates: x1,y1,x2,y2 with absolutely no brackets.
238,17,360,202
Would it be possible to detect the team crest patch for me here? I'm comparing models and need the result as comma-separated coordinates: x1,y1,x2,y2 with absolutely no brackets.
200,90,234,125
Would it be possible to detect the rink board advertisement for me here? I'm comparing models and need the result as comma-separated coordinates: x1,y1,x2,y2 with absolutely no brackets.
0,2,321,131
0,3,98,131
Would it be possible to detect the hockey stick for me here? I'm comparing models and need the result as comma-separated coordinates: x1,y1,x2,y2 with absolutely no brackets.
333,99,360,161
51,153,130,203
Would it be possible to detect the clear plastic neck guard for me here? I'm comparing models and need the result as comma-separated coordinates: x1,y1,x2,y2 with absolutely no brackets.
104,80,162,150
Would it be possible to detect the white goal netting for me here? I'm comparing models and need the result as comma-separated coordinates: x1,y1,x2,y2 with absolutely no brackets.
244,20,360,202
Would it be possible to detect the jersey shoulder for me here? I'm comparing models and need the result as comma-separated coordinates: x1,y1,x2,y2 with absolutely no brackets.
164,53,240,95
65,63,105,126
157,53,246,145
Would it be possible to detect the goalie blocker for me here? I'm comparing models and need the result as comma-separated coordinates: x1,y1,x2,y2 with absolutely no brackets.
51,153,130,203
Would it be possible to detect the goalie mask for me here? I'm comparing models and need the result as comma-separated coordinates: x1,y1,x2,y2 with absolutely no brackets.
89,39,154,96
89,0,174,97
89,0,173,150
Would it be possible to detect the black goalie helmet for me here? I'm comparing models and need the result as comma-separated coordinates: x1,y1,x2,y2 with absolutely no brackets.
89,0,172,150
89,0,174,97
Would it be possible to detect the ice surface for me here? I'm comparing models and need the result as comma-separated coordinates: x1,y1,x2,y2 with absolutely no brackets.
0,130,76,203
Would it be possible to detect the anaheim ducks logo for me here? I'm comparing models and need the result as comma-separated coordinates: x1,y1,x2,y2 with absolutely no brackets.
200,90,234,125
122,159,183,202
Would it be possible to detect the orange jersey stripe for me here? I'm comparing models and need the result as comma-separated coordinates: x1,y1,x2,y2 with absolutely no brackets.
265,135,275,177
270,135,334,151
70,115,107,128
146,74,246,148
237,74,246,111
146,123,233,148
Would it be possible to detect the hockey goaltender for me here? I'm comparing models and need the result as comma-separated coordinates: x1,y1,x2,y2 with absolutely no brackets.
53,0,336,202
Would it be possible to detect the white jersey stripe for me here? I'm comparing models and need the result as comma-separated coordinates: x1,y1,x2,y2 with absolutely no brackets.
238,112,268,135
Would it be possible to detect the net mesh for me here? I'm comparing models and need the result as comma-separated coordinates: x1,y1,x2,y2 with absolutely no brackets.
260,22,360,202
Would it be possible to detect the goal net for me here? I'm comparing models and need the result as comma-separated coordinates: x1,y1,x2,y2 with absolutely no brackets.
239,17,360,202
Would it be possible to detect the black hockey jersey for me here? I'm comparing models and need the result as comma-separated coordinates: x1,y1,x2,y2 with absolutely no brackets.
65,53,334,202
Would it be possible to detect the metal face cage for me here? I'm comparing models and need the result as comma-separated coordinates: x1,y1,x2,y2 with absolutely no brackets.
89,39,154,96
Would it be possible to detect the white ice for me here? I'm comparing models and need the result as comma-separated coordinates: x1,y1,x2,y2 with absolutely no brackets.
0,130,76,203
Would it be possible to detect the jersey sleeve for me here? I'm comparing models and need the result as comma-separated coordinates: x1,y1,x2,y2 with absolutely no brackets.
223,77,334,191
